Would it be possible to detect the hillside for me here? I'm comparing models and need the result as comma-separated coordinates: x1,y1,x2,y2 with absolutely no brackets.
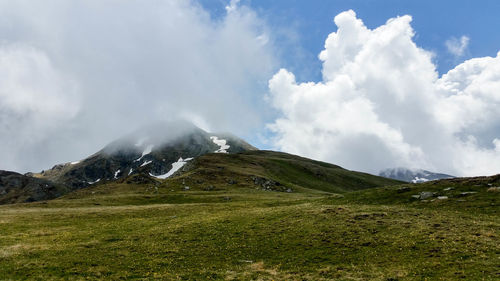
0,170,498,280
173,150,403,194
0,170,70,204
341,173,500,213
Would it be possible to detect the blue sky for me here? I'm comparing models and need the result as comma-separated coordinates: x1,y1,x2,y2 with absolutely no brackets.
201,0,500,80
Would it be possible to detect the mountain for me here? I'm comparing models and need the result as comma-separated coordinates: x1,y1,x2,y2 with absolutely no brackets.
0,170,70,204
379,167,454,183
30,120,256,189
3,120,402,205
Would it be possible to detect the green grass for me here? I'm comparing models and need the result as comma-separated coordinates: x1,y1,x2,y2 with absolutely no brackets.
338,174,500,214
178,151,403,194
0,153,498,280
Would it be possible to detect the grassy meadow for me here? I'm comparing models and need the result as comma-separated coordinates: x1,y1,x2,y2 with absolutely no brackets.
0,152,499,280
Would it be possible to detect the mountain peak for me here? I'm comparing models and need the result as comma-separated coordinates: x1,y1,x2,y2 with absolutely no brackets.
32,121,256,189
101,120,203,155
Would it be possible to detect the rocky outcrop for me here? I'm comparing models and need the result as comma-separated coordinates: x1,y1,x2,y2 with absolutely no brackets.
0,170,69,204
251,176,291,192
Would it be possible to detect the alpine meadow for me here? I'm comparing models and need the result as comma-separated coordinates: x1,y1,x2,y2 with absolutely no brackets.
0,1,499,280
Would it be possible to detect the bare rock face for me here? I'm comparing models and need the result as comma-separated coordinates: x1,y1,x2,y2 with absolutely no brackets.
0,170,69,205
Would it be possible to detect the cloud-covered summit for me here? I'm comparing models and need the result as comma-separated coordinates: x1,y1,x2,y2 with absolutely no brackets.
0,0,275,172
267,10,500,177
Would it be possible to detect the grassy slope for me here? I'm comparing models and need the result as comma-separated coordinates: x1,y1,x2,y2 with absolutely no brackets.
0,153,498,280
177,150,403,193
339,174,500,214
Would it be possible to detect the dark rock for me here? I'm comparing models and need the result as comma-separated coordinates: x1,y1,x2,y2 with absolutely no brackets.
203,185,215,191
397,187,411,193
251,176,287,192
0,170,70,205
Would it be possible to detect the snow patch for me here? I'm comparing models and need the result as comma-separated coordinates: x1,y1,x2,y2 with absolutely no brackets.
412,177,429,183
70,160,80,165
150,157,193,179
128,169,133,175
140,160,152,167
210,136,230,153
143,144,154,155
134,144,154,162
114,170,121,179
88,178,101,185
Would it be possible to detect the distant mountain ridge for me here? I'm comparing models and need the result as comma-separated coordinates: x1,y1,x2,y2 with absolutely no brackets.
29,120,256,189
379,168,454,183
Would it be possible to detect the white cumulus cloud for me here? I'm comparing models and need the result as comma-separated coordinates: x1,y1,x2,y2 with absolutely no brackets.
0,0,276,172
267,10,500,177
0,44,79,171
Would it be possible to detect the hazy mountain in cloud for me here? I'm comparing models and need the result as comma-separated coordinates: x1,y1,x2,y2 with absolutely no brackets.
379,168,454,183
0,0,275,173
267,10,500,177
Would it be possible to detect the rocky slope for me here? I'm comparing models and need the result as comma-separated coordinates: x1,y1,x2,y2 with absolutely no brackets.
0,170,70,204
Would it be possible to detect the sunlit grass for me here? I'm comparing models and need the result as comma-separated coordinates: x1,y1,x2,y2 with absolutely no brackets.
0,176,498,280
